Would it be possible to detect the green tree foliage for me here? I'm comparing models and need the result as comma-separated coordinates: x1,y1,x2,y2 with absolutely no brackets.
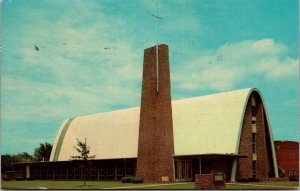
17,152,34,162
34,142,52,161
1,152,34,172
71,138,95,161
1,142,52,172
1,154,18,172
70,138,95,186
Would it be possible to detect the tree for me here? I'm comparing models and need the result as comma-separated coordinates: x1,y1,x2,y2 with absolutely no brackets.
70,138,95,186
1,152,34,172
2,142,52,173
16,152,34,162
34,142,52,162
1,154,18,172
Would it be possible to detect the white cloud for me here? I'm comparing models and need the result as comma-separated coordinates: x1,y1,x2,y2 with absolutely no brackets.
265,57,298,79
3,1,298,127
251,39,285,53
173,38,298,92
2,2,143,123
2,75,141,122
176,65,237,91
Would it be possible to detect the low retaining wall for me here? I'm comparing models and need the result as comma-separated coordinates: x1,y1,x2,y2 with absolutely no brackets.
195,174,214,189
195,171,226,189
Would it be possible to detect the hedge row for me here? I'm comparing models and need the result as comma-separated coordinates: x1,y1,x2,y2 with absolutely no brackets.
121,176,144,183
289,176,299,181
237,177,260,182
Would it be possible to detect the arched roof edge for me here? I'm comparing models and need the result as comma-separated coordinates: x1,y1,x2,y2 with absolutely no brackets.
233,88,279,178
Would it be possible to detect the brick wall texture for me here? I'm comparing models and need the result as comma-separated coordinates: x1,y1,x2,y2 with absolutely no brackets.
237,92,275,180
195,174,214,189
274,141,299,176
195,172,226,189
201,157,232,182
136,44,277,182
136,44,175,182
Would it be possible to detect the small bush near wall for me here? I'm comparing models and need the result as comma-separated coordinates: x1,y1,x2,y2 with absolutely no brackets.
237,178,249,183
121,176,134,183
237,178,260,182
121,176,144,183
247,177,260,182
16,177,25,181
289,176,299,181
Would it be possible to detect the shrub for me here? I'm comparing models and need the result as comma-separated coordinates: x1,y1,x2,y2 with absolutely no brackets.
237,178,248,183
122,176,134,183
132,177,144,183
237,177,260,182
289,176,299,182
121,176,144,184
247,177,260,182
16,177,25,181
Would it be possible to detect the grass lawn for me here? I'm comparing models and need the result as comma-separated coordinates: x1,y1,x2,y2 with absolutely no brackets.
1,180,299,189
226,181,299,190
1,181,194,190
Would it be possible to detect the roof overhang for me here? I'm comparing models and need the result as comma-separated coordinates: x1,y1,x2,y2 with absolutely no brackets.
173,153,248,158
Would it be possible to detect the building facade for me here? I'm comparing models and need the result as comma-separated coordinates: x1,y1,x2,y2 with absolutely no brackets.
11,44,280,182
275,141,299,177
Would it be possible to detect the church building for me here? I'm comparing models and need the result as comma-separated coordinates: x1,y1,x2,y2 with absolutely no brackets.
47,44,279,182
9,44,279,182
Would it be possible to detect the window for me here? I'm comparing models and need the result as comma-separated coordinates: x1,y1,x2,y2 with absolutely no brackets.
252,161,256,178
252,133,256,154
252,106,257,116
252,120,257,133
251,96,256,106
175,160,181,180
175,160,192,181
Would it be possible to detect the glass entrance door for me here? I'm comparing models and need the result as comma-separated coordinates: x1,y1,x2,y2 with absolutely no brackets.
175,160,192,182
186,160,192,181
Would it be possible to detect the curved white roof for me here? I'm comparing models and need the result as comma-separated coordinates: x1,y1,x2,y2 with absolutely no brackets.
172,88,251,156
50,88,270,161
51,107,140,161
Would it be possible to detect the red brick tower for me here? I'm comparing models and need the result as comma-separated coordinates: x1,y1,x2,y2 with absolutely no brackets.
136,44,175,182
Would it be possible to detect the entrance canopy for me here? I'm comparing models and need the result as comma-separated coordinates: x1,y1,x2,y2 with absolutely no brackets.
174,153,248,159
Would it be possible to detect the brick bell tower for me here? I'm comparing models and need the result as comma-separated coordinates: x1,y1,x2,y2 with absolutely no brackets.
136,44,175,182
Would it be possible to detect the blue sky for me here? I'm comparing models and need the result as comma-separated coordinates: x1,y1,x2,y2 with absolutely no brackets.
1,0,298,155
